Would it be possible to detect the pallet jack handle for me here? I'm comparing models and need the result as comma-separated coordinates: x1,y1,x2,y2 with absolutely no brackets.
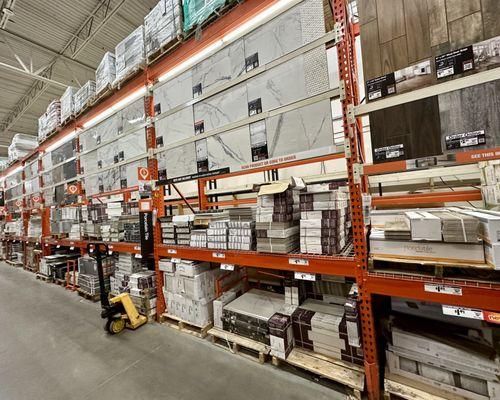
87,242,109,309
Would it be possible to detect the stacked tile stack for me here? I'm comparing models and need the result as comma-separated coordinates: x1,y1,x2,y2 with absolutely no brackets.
299,184,350,255
256,186,301,254
227,208,256,251
114,26,145,85
74,80,96,114
160,218,175,244
189,229,207,247
60,86,76,123
173,215,194,245
207,220,229,250
96,52,116,95
123,218,140,242
78,255,115,296
144,0,182,57
111,253,143,295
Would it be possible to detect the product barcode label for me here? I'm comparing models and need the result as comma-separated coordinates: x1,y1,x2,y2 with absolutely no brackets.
70,246,75,250
294,272,316,281
424,284,462,296
212,252,225,259
167,249,177,254
135,254,142,259
437,66,454,78
221,264,235,271
445,130,485,150
442,305,483,320
289,258,309,266
171,258,181,264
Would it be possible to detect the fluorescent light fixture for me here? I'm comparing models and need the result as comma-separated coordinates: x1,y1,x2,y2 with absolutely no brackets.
82,86,148,129
44,129,78,153
157,0,295,83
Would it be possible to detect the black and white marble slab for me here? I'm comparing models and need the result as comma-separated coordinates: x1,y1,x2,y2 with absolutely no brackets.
206,126,253,170
155,106,195,146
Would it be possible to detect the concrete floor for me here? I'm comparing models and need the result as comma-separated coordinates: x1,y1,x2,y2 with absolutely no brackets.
0,263,347,400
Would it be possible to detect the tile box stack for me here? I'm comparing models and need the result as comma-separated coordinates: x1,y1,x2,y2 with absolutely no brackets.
60,86,76,123
110,253,143,294
78,255,115,295
123,218,141,242
144,0,182,58
227,208,256,251
96,52,116,95
300,183,351,255
50,207,80,236
114,26,145,85
370,207,500,269
74,80,96,114
128,271,157,318
256,179,304,254
160,215,195,245
387,298,499,400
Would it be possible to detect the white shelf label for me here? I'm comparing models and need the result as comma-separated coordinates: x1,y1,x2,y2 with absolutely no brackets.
135,253,142,259
108,251,113,255
289,258,309,266
70,242,75,245
70,246,75,250
424,284,462,296
56,245,60,248
212,252,225,259
294,272,316,281
108,245,114,250
134,246,141,251
167,249,177,254
171,258,181,264
442,305,483,320
221,264,235,271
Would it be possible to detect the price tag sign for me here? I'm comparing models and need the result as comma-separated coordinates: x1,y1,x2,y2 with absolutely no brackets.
171,258,181,263
167,249,177,254
89,248,94,253
56,245,60,249
484,311,500,325
108,245,114,250
289,258,309,266
212,252,226,259
424,284,462,296
108,251,113,255
294,272,316,281
442,305,483,320
134,246,141,251
135,253,142,259
70,246,75,250
221,264,235,271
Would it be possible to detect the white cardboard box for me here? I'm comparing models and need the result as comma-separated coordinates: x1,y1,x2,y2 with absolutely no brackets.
405,211,442,241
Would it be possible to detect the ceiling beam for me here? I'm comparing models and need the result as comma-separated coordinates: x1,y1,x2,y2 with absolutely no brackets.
0,61,68,87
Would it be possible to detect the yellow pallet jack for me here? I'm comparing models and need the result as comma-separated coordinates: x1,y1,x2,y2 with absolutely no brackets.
87,243,147,334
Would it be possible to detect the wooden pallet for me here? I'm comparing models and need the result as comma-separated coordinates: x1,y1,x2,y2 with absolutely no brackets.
208,327,270,364
113,62,146,90
77,289,100,302
384,373,472,400
160,313,212,339
272,348,365,400
6,260,23,267
92,84,114,106
147,37,182,65
35,273,53,283
53,278,66,287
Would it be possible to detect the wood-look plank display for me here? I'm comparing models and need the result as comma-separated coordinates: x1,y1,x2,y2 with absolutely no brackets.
375,0,406,44
448,11,484,49
427,0,449,47
481,0,500,39
439,80,500,153
360,20,382,80
404,0,431,63
445,0,481,22
380,36,408,74
357,0,377,25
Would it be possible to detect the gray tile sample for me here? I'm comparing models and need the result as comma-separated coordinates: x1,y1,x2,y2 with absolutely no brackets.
119,98,145,132
80,150,99,174
192,39,246,95
266,99,334,158
448,11,484,49
93,114,120,146
84,175,100,196
206,126,252,170
153,70,193,114
119,158,148,188
193,83,248,132
155,106,195,147
118,129,147,161
439,79,500,152
158,142,198,179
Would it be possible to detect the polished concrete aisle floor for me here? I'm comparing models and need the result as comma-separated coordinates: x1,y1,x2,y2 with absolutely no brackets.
0,264,347,400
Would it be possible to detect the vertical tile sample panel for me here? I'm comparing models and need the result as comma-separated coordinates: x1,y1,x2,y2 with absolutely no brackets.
360,20,382,80
376,0,406,44
155,106,194,147
94,114,120,145
448,11,484,49
206,126,252,170
482,0,500,38
153,70,193,115
445,0,480,22
160,142,198,179
439,80,500,152
118,129,147,161
358,0,377,24
120,98,145,133
192,39,246,95
380,36,409,74
427,0,448,47
80,150,98,175
193,84,248,132
266,99,334,158
119,158,148,188
404,0,431,63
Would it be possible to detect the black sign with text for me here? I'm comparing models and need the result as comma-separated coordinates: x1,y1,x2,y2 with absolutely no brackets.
139,211,154,259
435,45,474,79
366,73,396,101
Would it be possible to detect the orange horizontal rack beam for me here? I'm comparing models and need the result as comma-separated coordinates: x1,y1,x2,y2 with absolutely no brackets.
371,189,482,207
41,238,142,254
157,244,357,276
366,272,500,312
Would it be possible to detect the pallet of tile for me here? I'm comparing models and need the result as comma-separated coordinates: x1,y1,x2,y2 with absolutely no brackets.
160,313,212,339
77,288,100,303
35,273,53,283
208,326,270,364
271,348,365,399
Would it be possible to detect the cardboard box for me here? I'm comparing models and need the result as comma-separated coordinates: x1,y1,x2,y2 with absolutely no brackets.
405,211,442,241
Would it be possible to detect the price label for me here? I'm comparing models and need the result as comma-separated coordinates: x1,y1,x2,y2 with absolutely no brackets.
289,258,309,266
56,245,60,249
212,252,226,259
108,251,113,255
294,272,316,281
135,253,142,259
70,246,75,250
442,305,483,320
134,246,141,251
221,264,235,271
45,243,49,247
89,248,94,253
167,249,177,254
108,245,114,250
424,284,462,296
171,258,181,263
484,311,500,325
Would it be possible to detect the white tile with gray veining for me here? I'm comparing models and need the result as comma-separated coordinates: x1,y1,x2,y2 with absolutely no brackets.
118,129,147,160
160,142,198,178
192,39,246,94
207,126,252,170
266,99,333,158
80,150,98,175
97,141,119,167
193,83,248,132
120,158,148,187
120,98,145,132
156,106,195,146
94,114,120,144
153,70,193,114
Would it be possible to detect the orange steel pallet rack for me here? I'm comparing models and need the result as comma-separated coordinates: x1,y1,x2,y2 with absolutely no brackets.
1,1,500,399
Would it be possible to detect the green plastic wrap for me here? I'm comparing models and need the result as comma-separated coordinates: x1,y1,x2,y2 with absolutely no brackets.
183,0,227,32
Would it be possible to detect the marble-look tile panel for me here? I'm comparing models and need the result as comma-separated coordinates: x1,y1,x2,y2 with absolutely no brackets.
97,141,119,167
153,70,193,114
118,129,147,160
206,126,252,170
266,99,333,158
156,106,195,147
80,150,98,174
94,114,120,145
120,98,146,132
161,142,198,178
120,158,148,188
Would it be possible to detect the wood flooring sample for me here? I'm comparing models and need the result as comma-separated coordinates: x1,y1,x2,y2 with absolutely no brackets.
358,0,377,24
481,0,500,39
448,11,483,49
376,0,406,43
427,0,448,47
380,36,408,74
404,0,431,63
360,20,382,80
445,0,481,22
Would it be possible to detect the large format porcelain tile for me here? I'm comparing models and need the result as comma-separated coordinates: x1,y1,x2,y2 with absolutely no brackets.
41,153,52,171
97,142,119,167
94,114,120,145
192,39,246,95
119,158,148,188
156,106,195,147
193,84,248,132
84,175,100,196
206,126,252,170
266,99,333,158
246,55,307,112
118,129,147,161
120,98,145,132
153,70,193,114
80,150,98,175
159,143,198,179
62,161,77,181
99,168,121,192
51,139,75,165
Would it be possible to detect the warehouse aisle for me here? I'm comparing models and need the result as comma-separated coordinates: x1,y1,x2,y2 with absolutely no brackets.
0,264,347,400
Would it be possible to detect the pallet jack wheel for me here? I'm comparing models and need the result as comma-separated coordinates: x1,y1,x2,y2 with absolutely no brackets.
106,317,126,335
